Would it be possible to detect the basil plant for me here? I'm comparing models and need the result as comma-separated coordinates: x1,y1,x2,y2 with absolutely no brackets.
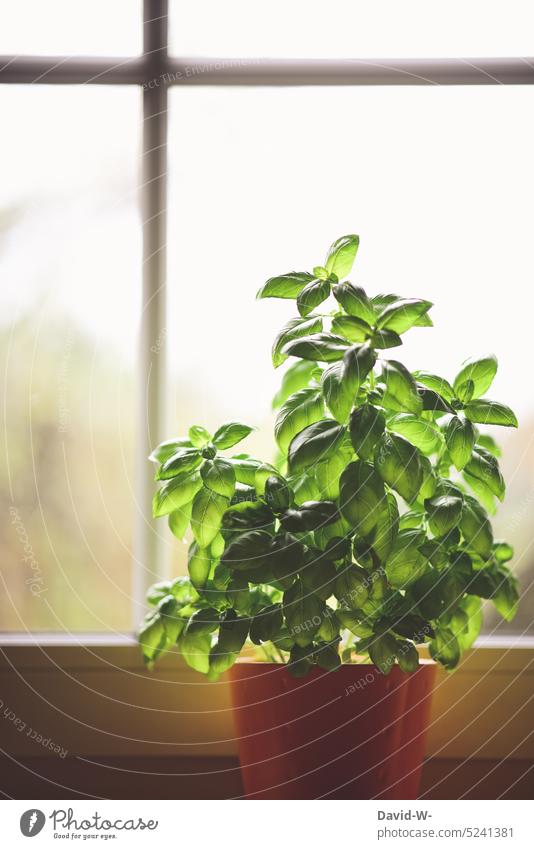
139,235,519,679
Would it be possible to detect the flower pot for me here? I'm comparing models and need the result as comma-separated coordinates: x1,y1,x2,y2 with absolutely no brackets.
228,660,436,799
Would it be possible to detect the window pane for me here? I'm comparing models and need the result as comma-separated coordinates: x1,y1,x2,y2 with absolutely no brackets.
170,0,533,58
0,86,140,631
169,86,534,635
0,0,141,56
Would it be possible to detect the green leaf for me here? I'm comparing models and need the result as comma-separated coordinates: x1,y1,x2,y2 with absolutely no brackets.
218,609,250,653
315,452,346,500
367,492,399,564
287,418,345,475
343,343,377,399
381,360,423,414
301,557,337,601
153,471,202,517
297,278,331,317
445,416,476,470
453,354,498,400
283,579,324,647
369,634,398,675
463,470,496,515
249,604,284,644
397,642,419,673
190,487,229,548
156,448,202,480
200,458,236,499
424,494,463,537
493,540,513,563
459,498,493,559
324,234,360,278
227,456,261,486
149,437,192,465
168,501,193,541
314,265,329,279
455,379,475,404
371,329,403,350
288,645,313,677
339,460,386,536
180,631,212,674
282,332,350,363
188,425,211,448
413,371,454,403
275,388,324,452
464,400,518,428
465,449,505,501
257,271,314,300
272,316,323,368
212,422,255,449
388,413,442,455
429,628,461,670
321,362,353,423
375,433,423,503
376,298,433,334
138,613,166,664
316,643,341,671
385,531,428,589
331,315,372,343
264,474,293,513
349,404,386,460
280,500,338,533
221,530,273,571
416,386,455,415
272,360,321,408
492,570,519,622
332,282,376,325
476,433,501,457
336,609,373,638
187,543,212,589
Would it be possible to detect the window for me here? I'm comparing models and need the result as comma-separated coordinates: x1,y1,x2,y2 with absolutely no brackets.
1,1,533,636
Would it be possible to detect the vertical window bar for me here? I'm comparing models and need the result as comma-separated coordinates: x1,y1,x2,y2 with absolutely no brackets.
133,0,170,621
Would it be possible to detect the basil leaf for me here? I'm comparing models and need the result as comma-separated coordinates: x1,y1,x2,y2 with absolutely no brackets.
257,270,314,300
366,493,399,564
416,385,454,414
343,343,377,399
369,634,398,675
315,452,346,500
339,460,386,535
138,613,166,664
476,433,501,457
190,487,229,548
465,449,505,501
297,278,331,317
453,354,498,400
249,604,283,644
272,315,323,368
180,631,212,674
272,360,321,409
218,609,249,653
381,360,423,414
187,543,212,589
227,456,261,486
464,400,518,428
264,475,293,513
445,416,476,470
336,609,373,638
316,643,342,671
388,413,442,455
287,418,345,474
301,557,337,601
324,234,359,278
349,404,386,460
153,471,202,517
376,298,433,334
413,371,454,402
459,497,493,559
200,458,236,499
156,448,202,480
188,425,211,448
321,362,353,423
375,432,423,503
212,421,255,449
275,387,324,452
492,569,519,622
168,501,193,541
332,282,376,325
221,529,273,571
331,314,372,343
280,500,338,532
429,628,460,670
424,494,464,537
397,642,419,673
385,532,428,589
371,329,403,349
283,579,324,647
493,540,513,563
463,470,497,515
282,332,350,363
149,437,192,465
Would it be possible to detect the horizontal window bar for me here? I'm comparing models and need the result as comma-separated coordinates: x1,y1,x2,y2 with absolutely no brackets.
1,56,533,85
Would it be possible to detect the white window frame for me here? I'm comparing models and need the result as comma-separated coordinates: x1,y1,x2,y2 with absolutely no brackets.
1,0,533,624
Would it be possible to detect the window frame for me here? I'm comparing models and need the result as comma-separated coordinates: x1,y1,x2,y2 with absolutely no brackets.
0,0,533,628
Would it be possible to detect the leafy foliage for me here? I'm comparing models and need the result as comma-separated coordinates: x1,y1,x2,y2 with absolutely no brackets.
139,235,518,680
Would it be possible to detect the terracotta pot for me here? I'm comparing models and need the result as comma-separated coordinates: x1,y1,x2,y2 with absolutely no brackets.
228,660,436,800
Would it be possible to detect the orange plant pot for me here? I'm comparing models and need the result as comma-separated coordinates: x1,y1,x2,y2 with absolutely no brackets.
228,660,436,800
